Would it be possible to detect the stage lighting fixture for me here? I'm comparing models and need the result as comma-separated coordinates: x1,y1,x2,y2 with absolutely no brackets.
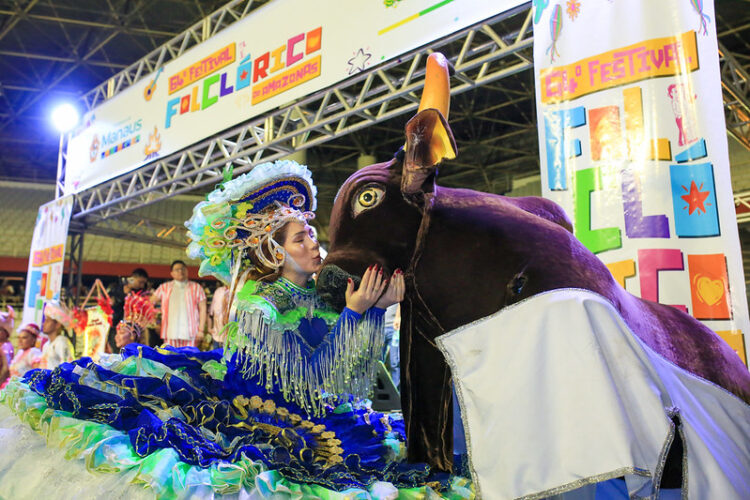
51,103,80,133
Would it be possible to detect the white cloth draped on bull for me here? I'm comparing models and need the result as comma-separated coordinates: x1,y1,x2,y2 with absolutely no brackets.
437,289,750,500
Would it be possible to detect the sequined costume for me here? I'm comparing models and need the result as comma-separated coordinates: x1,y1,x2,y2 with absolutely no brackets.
226,277,385,418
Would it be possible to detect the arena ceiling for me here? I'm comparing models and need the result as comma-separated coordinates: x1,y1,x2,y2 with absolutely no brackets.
0,0,749,248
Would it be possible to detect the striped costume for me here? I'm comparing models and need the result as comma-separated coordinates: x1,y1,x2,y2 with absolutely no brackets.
153,280,206,347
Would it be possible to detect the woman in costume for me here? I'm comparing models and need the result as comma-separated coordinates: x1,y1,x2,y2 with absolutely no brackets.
39,301,75,370
8,323,42,379
1,160,472,499
200,162,403,418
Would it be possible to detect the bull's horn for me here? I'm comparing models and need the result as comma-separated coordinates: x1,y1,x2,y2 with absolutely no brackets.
418,53,451,119
401,52,457,197
402,109,457,195
412,52,455,162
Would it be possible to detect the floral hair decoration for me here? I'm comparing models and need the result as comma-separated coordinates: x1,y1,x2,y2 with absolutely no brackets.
117,292,156,340
185,160,317,286
18,322,41,338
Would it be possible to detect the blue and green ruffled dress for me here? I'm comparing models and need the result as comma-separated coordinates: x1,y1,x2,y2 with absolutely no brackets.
0,278,473,499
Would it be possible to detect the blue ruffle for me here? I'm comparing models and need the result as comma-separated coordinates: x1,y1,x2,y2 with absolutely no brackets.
22,345,445,491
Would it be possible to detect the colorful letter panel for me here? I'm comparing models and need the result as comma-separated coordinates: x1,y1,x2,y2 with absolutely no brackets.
670,163,720,237
589,106,623,161
623,86,671,161
606,259,636,288
26,270,42,308
622,168,670,239
544,107,586,191
688,253,731,320
715,330,747,366
637,248,687,312
575,167,622,254
675,138,707,163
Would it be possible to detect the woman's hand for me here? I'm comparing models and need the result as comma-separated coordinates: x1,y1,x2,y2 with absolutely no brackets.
375,270,405,309
345,265,387,314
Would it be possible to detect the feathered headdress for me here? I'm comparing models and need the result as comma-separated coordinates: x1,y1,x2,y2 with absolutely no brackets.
117,292,156,341
185,160,317,286
44,301,74,330
123,292,156,329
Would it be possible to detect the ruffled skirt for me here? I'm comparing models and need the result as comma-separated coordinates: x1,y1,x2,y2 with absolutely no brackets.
0,344,473,499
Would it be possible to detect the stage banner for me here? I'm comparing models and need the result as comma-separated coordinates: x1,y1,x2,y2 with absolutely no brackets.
21,197,74,327
64,0,526,194
533,0,750,365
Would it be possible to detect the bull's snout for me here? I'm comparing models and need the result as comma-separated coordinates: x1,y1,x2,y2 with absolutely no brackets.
316,264,361,312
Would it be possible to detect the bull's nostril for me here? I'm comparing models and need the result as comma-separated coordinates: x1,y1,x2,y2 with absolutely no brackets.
316,264,362,312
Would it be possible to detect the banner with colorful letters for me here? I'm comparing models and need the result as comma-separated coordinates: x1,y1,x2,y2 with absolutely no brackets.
22,197,74,327
533,0,749,365
64,0,526,194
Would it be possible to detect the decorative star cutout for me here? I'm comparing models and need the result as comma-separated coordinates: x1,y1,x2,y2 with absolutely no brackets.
680,180,711,215
347,48,371,75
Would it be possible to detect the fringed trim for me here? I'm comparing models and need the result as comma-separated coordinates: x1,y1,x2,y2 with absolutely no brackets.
225,307,384,417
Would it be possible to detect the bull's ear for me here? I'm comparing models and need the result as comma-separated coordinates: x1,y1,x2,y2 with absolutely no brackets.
401,52,457,196
401,109,457,195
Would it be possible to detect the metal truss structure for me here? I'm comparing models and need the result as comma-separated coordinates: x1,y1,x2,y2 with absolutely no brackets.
62,3,535,223
74,213,188,249
59,3,750,231
79,0,267,110
735,191,750,225
65,230,84,303
720,42,750,152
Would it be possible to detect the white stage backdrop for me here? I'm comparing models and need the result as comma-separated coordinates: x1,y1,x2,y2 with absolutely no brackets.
532,0,749,365
21,197,74,326
64,0,525,194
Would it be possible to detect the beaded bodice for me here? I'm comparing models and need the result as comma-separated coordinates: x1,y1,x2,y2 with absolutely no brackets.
253,277,331,318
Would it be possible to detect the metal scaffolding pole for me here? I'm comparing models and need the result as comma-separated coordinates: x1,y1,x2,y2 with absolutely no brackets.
719,42,750,151
66,231,85,306
55,132,70,199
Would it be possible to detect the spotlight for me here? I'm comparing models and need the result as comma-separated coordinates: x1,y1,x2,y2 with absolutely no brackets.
51,103,80,133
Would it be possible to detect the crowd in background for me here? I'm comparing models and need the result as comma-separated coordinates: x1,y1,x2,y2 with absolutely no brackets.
0,261,401,390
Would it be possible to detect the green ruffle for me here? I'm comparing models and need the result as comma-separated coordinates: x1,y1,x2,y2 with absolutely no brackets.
201,359,227,381
235,279,339,330
0,378,474,500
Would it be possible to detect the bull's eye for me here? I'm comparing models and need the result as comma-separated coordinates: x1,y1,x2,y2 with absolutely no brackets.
352,183,385,217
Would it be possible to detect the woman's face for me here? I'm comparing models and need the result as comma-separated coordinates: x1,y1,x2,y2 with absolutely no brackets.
18,331,35,350
281,221,322,276
115,323,136,349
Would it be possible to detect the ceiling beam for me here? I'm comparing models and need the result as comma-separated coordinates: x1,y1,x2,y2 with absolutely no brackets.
0,9,179,37
0,49,128,68
0,0,162,132
0,0,40,43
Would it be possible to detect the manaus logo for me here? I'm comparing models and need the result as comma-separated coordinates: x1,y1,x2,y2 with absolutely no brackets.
89,135,100,163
